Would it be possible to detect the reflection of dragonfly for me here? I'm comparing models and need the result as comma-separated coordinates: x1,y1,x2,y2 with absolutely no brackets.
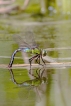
8,32,47,74
8,68,47,88
9,68,47,102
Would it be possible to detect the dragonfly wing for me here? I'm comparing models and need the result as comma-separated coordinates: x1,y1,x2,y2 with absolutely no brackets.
13,34,30,48
13,31,38,49
24,31,38,49
18,86,36,102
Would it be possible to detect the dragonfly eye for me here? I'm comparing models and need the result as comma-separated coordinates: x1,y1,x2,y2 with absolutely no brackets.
42,50,47,56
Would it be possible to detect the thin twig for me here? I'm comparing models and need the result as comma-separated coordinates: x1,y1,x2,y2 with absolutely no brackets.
0,62,71,69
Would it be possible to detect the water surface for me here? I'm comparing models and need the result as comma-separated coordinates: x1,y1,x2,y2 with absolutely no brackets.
0,18,71,106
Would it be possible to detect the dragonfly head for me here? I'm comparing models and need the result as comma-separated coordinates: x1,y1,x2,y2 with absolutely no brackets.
42,50,47,56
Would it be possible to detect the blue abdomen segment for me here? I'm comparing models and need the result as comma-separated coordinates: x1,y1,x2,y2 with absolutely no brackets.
23,47,30,52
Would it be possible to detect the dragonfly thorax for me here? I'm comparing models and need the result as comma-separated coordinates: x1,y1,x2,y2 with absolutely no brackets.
22,47,40,54
31,48,40,54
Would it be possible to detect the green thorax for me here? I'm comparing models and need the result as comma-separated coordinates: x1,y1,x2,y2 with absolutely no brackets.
25,48,40,54
31,48,40,54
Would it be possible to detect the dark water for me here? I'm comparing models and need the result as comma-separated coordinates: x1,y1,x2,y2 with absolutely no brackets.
0,19,71,106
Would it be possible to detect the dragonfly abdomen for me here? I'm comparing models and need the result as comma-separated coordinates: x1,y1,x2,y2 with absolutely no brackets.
22,47,31,53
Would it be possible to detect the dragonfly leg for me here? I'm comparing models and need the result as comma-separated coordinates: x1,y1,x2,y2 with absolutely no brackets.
8,48,22,68
29,58,33,74
29,54,38,75
31,68,41,79
35,55,40,64
40,55,46,65
36,68,45,78
40,68,45,78
36,68,41,78
35,55,43,66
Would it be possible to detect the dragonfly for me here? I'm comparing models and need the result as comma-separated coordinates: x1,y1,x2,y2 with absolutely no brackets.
8,31,47,74
8,68,47,88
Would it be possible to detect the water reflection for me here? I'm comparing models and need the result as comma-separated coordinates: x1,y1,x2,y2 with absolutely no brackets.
8,67,47,103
